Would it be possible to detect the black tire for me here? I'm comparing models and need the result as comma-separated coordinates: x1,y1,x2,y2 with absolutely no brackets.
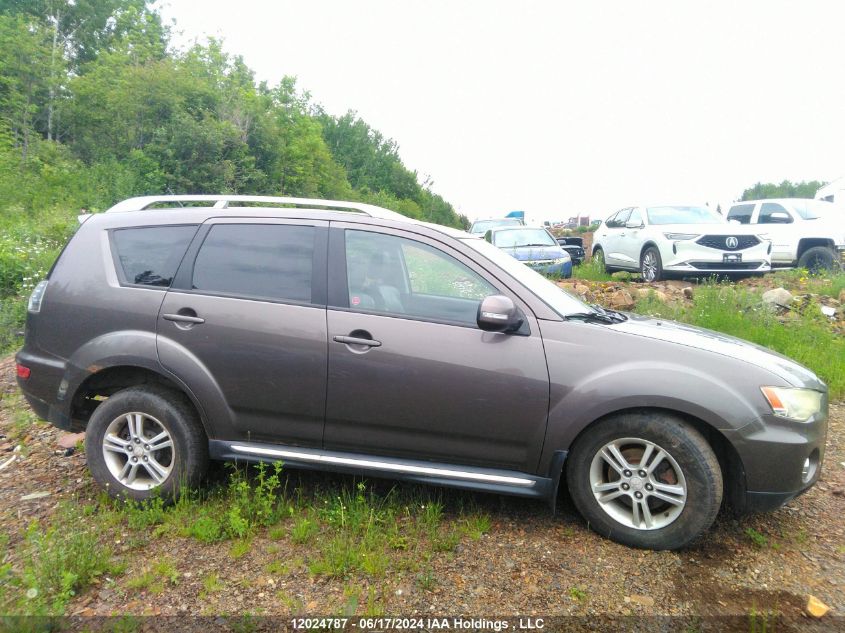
640,246,663,282
797,246,840,274
84,385,209,501
592,247,610,273
566,412,723,550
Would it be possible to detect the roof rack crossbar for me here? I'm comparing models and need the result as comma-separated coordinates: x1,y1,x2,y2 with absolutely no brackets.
105,195,407,221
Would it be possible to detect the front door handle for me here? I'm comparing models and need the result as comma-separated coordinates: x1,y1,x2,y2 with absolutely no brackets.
163,313,205,324
333,335,381,348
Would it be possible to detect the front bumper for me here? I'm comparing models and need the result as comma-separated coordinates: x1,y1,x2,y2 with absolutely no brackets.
560,247,585,265
663,239,771,274
729,403,827,514
527,260,572,278
664,261,771,274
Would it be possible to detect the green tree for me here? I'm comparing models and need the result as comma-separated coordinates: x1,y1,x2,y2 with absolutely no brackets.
0,15,52,160
740,180,826,201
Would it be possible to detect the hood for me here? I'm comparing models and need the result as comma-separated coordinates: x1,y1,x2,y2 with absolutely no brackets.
658,223,763,235
612,313,824,390
503,245,566,261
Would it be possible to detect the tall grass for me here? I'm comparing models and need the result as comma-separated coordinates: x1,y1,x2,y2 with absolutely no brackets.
571,258,613,282
635,283,845,398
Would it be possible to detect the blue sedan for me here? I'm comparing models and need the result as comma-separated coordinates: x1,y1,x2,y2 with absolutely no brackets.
484,226,573,278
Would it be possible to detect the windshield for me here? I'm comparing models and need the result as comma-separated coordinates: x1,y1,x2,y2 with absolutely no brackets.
463,237,587,316
493,228,556,248
469,218,522,234
646,206,724,225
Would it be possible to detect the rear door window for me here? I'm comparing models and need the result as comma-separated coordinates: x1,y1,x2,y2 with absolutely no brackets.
192,224,315,303
112,225,198,287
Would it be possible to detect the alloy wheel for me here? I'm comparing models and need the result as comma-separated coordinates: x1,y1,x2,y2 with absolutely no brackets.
641,251,658,282
589,437,687,530
102,412,175,491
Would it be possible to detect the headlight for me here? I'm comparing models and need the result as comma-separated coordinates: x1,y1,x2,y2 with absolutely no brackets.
552,256,570,264
663,233,699,240
761,387,822,422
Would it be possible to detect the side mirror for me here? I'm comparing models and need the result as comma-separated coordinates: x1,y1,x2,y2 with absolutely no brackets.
477,295,523,333
484,230,493,243
625,220,643,229
768,212,792,224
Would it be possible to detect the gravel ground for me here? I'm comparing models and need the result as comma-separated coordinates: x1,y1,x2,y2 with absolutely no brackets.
1,355,843,631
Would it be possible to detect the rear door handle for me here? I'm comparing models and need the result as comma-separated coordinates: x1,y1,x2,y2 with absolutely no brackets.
333,335,381,347
163,313,205,324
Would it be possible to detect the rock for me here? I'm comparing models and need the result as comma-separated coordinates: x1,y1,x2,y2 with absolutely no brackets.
635,288,668,302
627,595,655,607
57,432,85,449
839,289,845,303
21,491,51,501
682,286,693,299
607,289,635,310
805,595,830,618
821,305,836,318
762,287,794,309
574,284,589,296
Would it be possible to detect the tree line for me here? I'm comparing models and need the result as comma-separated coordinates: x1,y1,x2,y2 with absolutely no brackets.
0,0,467,228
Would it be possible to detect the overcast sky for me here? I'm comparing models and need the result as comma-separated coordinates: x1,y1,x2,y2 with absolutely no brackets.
155,1,845,223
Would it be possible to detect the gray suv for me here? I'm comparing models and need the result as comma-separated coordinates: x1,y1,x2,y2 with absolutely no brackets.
16,195,828,550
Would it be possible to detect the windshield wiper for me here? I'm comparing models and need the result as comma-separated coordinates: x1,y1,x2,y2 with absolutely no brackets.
565,304,628,324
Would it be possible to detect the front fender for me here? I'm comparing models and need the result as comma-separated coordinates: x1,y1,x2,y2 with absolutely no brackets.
536,321,769,474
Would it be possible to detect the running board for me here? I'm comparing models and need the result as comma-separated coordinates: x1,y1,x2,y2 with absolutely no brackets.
209,440,553,499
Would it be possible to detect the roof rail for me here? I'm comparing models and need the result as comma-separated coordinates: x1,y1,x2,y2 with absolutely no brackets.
105,195,409,221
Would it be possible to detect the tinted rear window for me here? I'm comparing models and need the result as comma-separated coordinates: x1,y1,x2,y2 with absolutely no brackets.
727,204,754,224
112,225,198,287
192,224,315,302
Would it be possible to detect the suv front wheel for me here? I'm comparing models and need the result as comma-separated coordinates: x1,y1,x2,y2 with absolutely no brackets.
566,412,722,550
84,386,208,501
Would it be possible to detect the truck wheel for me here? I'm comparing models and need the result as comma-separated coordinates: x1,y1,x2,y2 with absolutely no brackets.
797,246,840,273
85,386,208,501
566,412,723,550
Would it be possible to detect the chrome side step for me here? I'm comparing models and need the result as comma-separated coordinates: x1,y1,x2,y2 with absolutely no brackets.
209,440,552,499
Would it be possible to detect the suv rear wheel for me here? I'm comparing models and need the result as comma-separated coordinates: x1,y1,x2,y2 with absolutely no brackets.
84,386,208,501
566,412,722,550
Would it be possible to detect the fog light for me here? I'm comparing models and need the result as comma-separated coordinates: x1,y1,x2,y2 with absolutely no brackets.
802,450,819,483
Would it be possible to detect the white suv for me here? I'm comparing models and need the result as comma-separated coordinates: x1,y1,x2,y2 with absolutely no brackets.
727,199,845,272
592,205,771,281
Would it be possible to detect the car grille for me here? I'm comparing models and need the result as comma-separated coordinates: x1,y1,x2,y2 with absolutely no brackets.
689,262,765,270
696,235,760,251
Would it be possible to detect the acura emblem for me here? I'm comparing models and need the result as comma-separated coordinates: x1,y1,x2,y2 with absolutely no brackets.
725,236,738,249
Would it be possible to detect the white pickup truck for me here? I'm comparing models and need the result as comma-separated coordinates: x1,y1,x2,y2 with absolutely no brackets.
726,198,845,272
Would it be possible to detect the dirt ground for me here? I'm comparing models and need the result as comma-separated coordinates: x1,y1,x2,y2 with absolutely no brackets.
1,354,844,631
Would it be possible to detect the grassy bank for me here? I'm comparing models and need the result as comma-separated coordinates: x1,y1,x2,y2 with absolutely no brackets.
0,461,491,616
0,208,75,352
